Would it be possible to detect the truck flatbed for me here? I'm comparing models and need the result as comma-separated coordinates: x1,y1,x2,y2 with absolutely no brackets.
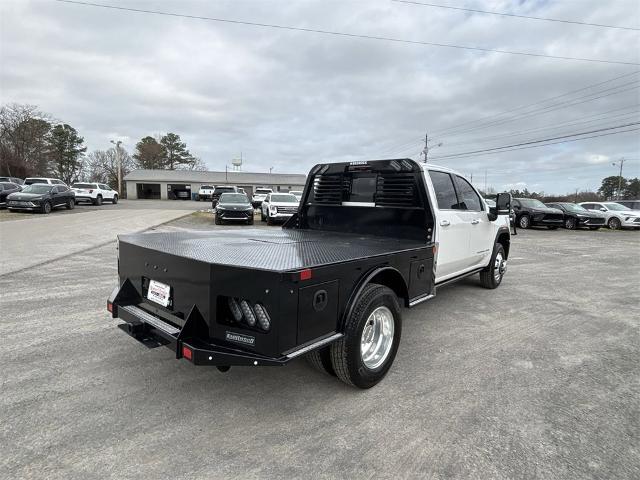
119,229,430,272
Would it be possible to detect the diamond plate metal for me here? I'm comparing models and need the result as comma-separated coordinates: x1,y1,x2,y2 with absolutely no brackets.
119,229,427,272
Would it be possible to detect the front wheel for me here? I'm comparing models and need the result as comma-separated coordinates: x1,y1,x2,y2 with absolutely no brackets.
112,195,118,204
564,217,576,230
214,215,222,225
66,198,75,210
266,213,274,226
518,215,530,229
480,243,506,289
330,284,401,389
247,215,254,225
608,217,621,230
41,201,52,214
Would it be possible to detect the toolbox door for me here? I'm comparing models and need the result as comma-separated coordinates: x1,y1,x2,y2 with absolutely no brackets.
408,258,434,299
297,280,339,344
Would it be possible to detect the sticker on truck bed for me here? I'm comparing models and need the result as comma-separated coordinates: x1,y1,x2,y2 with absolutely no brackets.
147,279,171,307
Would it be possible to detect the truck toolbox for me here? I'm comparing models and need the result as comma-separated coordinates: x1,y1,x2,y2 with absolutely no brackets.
108,158,511,388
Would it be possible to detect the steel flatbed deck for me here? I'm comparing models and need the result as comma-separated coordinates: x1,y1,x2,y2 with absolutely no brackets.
118,228,431,272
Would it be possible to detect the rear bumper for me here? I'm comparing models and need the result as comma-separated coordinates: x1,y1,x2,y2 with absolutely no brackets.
108,283,288,367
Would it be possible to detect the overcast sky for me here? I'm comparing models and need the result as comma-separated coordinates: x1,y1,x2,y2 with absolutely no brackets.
1,0,639,193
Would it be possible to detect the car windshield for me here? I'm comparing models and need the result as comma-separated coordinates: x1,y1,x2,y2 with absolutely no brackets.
604,202,631,211
25,178,48,185
518,198,546,208
215,187,235,193
271,194,297,202
560,203,587,212
72,183,95,189
220,193,248,203
22,185,52,194
255,189,271,194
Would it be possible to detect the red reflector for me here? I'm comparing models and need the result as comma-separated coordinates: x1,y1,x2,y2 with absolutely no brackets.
182,346,193,361
107,302,113,313
300,269,313,281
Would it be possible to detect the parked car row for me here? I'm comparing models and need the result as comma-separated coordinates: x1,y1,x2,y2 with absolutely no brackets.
511,197,640,230
212,190,301,226
0,176,119,214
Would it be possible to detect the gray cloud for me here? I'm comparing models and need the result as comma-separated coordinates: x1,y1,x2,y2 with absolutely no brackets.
1,0,639,194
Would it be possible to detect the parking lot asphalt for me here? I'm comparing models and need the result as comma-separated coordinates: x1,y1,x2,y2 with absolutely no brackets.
1,217,638,480
0,200,199,275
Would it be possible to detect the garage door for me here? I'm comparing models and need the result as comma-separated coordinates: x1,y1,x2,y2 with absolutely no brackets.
136,183,160,199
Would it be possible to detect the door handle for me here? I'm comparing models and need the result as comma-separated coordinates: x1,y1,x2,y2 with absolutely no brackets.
440,220,450,227
471,219,480,225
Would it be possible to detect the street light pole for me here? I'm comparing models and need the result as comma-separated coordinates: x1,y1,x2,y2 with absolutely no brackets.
110,140,123,196
612,158,625,200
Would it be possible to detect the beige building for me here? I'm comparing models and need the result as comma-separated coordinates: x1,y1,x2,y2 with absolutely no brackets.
124,169,307,200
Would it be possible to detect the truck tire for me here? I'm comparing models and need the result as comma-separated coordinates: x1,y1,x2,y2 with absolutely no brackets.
306,347,336,376
518,215,530,229
330,283,401,389
261,210,266,222
267,214,274,226
480,243,506,289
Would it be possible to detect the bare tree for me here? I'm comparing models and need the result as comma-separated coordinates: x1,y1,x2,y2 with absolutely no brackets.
0,103,54,177
86,147,137,192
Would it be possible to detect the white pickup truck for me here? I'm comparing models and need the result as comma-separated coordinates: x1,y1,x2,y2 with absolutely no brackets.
108,159,511,388
196,185,214,201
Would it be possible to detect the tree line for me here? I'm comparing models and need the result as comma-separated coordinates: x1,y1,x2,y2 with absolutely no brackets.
0,103,205,193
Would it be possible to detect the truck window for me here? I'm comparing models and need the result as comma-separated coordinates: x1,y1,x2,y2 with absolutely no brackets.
429,171,459,210
453,176,482,211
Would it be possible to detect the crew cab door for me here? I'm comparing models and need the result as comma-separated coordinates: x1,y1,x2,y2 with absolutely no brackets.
452,175,493,268
427,170,473,279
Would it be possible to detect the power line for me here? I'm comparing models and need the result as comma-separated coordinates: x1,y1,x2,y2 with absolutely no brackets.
441,106,640,148
54,0,640,66
436,81,640,139
392,1,640,32
431,127,640,161
431,70,640,136
430,122,640,160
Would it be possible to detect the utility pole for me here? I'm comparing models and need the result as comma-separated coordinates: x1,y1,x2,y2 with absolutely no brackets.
110,140,122,196
612,158,625,200
421,132,442,163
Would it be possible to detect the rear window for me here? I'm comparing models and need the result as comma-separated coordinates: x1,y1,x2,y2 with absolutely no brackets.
25,178,48,185
73,183,96,189
200,185,213,190
255,189,271,194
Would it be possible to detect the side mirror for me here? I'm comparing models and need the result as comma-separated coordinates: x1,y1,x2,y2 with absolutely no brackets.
599,207,606,212
489,192,511,221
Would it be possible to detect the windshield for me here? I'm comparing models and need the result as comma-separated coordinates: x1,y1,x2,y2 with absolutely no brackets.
72,183,95,189
214,187,235,193
22,185,52,194
517,198,546,208
255,189,271,194
25,178,48,185
559,203,587,212
219,193,248,203
271,194,297,202
604,202,630,211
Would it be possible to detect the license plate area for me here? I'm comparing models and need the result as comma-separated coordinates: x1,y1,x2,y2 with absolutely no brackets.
144,278,172,308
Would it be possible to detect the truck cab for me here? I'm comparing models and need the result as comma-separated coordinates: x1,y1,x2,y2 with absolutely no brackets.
108,159,510,389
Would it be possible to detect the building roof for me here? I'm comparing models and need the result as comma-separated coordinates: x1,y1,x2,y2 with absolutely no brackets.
124,169,307,185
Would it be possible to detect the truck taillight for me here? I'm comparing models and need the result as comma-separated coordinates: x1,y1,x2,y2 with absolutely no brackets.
239,300,256,327
253,303,271,331
300,269,312,281
182,346,193,361
224,297,271,331
107,301,113,313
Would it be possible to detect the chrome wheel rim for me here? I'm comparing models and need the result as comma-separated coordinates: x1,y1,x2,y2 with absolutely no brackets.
360,306,395,370
519,216,528,228
494,252,506,282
